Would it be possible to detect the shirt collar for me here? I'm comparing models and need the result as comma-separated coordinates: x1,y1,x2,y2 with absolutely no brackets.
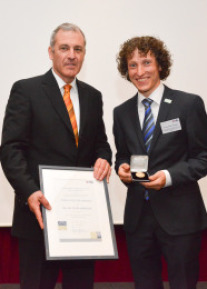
51,69,78,93
138,83,164,105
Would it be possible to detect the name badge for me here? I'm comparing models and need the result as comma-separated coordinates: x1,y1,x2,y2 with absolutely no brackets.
160,118,182,134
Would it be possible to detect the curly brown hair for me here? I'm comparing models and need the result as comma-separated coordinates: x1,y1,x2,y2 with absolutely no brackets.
117,36,172,81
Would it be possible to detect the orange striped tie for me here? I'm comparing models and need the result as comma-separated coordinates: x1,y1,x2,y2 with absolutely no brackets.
63,84,79,147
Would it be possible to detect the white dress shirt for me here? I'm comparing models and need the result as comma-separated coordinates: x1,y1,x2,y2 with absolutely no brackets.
52,69,80,132
138,83,172,187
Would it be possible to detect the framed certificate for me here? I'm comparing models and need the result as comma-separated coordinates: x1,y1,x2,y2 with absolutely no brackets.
39,165,118,260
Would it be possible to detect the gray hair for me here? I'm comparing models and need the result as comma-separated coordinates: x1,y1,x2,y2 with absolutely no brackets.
50,23,86,48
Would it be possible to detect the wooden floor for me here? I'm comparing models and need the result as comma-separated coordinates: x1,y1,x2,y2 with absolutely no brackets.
1,283,207,289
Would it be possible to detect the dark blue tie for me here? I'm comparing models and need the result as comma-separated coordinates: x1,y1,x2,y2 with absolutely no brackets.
142,98,155,153
142,98,155,200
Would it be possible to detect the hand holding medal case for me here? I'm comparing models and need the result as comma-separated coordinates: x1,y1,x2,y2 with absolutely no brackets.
130,155,150,182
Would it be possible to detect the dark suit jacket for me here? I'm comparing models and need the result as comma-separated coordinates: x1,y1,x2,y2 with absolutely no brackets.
1,70,112,240
113,85,207,235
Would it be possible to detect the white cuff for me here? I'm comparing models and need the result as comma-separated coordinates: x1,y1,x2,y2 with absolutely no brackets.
162,170,172,187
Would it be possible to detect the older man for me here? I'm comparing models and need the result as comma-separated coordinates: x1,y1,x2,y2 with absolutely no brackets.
1,23,111,289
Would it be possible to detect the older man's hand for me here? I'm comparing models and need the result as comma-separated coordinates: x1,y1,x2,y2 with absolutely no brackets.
28,190,51,229
94,158,111,183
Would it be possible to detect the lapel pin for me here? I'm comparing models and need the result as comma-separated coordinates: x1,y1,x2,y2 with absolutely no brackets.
164,98,172,104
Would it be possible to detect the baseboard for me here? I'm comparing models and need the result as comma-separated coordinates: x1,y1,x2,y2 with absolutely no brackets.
0,282,207,289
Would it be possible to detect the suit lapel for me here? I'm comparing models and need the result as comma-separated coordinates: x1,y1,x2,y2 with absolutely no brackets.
128,94,147,152
76,80,88,139
41,70,74,135
149,86,174,154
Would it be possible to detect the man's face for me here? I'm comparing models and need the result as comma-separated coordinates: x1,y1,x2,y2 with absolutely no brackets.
48,29,85,83
127,49,161,97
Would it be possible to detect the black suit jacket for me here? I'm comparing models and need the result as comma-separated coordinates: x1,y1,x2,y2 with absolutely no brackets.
113,86,207,235
1,70,112,240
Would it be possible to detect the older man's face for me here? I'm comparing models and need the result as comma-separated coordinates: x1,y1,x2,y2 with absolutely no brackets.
48,29,85,83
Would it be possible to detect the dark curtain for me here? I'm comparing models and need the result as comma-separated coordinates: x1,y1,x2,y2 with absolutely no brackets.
1,226,207,283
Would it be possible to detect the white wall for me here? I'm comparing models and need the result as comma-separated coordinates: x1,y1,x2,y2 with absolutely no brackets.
0,0,207,225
